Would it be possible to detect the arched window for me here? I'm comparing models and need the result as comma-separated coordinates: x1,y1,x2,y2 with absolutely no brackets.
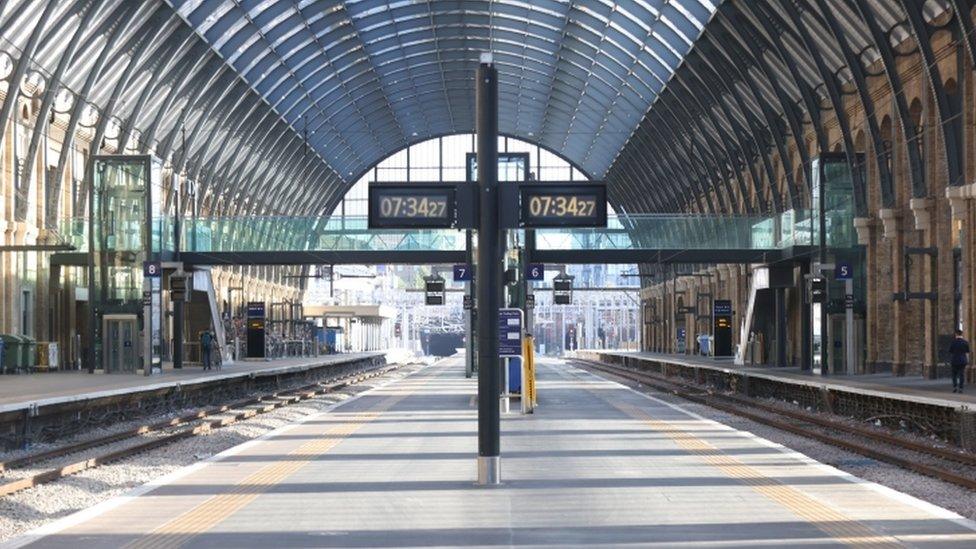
329,134,595,220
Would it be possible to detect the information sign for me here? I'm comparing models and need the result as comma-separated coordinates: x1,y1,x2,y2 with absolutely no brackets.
247,302,266,318
712,299,733,357
453,264,473,282
525,294,535,309
498,308,523,357
368,184,455,229
809,277,827,304
526,263,545,281
143,261,161,278
425,277,446,306
170,274,189,303
836,262,853,280
519,183,607,228
553,275,573,305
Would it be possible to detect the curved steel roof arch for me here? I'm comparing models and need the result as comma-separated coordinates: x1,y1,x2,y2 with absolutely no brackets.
166,0,718,179
8,0,955,222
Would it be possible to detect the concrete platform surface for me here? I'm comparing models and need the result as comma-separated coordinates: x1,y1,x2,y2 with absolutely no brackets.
0,353,384,412
8,357,976,548
597,351,976,408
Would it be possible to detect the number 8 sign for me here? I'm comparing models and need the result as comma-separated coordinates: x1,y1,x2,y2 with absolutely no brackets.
143,261,162,278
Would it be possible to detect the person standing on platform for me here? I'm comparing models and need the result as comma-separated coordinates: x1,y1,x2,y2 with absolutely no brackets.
201,329,215,371
949,329,970,393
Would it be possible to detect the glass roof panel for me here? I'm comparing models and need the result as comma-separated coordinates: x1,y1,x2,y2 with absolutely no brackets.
164,0,719,181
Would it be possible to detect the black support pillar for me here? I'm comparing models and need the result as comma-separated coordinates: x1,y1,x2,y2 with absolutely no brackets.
173,181,184,370
476,59,501,485
775,288,787,367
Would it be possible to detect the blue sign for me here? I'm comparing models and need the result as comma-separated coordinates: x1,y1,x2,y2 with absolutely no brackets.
247,301,266,318
453,264,472,282
526,263,545,281
713,300,733,316
143,261,162,278
498,308,523,357
836,262,853,280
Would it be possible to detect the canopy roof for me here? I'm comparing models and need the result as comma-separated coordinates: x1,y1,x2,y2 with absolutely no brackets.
1,1,961,219
166,0,718,180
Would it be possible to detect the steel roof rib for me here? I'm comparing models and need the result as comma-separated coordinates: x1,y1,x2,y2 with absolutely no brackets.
10,1,947,219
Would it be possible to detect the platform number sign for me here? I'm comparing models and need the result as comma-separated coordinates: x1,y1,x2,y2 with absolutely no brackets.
143,261,161,278
835,262,853,280
453,264,472,282
526,263,545,281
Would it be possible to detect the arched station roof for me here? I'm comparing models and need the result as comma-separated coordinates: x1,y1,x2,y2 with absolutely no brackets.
0,1,967,219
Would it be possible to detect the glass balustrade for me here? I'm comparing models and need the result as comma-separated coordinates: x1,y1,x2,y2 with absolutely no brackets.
57,210,817,255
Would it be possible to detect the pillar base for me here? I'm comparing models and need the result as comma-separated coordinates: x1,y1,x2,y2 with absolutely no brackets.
477,455,500,486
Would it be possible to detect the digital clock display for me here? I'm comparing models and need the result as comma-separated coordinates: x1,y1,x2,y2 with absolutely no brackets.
519,184,607,228
369,185,455,229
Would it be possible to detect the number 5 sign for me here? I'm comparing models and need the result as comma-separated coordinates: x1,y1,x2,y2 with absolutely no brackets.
835,262,853,280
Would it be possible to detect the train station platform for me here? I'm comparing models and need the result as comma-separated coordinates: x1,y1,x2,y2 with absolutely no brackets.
0,353,388,450
581,351,976,408
9,357,975,548
0,353,386,413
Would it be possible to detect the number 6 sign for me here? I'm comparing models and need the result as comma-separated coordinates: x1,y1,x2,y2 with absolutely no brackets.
526,263,545,281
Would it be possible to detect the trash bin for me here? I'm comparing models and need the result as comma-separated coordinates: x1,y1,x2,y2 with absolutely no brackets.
21,336,37,371
508,357,522,394
36,342,58,371
0,335,22,374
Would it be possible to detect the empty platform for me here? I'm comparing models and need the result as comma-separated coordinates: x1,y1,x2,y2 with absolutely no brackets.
7,356,975,547
0,353,386,412
583,351,976,408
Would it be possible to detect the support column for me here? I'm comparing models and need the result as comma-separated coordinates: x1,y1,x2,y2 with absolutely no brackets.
854,217,878,371
910,198,938,378
881,208,907,375
475,58,501,486
174,181,184,369
775,287,787,367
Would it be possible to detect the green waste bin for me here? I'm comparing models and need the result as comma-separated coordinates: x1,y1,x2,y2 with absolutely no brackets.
21,336,36,371
0,335,22,373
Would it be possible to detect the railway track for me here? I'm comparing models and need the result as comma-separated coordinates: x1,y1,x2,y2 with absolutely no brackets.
573,359,976,492
0,362,404,497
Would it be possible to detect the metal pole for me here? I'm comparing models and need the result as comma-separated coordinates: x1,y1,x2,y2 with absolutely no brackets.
466,230,474,378
818,161,829,375
476,58,501,486
775,288,786,366
845,278,854,374
174,175,184,369
800,262,812,370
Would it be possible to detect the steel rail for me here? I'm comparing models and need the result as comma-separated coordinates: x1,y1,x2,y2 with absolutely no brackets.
0,363,403,497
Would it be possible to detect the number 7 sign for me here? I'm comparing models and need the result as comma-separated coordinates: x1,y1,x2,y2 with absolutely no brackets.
453,264,472,282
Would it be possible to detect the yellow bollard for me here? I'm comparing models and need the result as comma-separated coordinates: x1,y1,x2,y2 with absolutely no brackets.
524,336,537,409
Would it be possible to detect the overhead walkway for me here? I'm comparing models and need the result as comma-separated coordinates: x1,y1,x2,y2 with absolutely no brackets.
54,210,817,266
11,357,975,548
